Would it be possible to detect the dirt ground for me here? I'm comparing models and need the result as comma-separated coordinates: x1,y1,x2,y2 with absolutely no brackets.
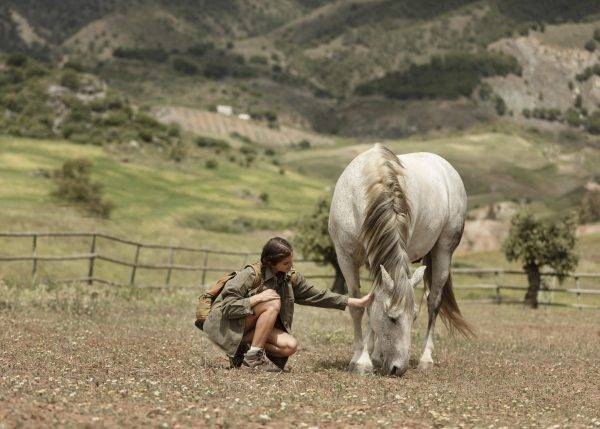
0,285,599,428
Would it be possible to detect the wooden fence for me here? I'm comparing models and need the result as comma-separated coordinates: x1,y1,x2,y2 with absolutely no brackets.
0,232,599,309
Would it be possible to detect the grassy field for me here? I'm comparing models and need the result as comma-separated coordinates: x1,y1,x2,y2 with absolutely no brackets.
1,131,599,293
0,282,598,428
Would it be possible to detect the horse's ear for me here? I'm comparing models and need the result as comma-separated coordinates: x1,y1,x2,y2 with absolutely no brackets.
411,266,426,288
380,265,394,292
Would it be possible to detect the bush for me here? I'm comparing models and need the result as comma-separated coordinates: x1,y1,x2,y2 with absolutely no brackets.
565,108,582,127
205,159,218,169
584,40,596,52
594,28,600,42
6,53,28,67
259,192,269,204
186,43,215,56
585,110,600,134
203,62,228,80
249,55,268,65
60,70,80,91
173,58,198,75
51,158,114,218
113,47,169,62
297,139,311,149
522,108,531,118
495,96,507,116
195,136,230,150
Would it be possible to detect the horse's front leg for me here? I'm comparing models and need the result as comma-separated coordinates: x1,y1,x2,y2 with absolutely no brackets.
336,250,366,372
354,323,374,374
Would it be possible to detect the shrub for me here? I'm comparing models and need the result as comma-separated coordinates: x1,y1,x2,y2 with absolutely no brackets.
173,58,198,75
259,192,269,204
249,55,268,65
495,96,507,116
585,110,600,134
51,158,114,218
6,53,28,67
186,43,215,56
203,62,228,79
565,108,582,127
205,159,218,169
478,83,492,100
60,70,80,91
297,139,311,149
169,142,187,162
113,47,169,62
522,108,531,118
64,60,85,72
195,136,230,150
584,40,596,52
594,28,600,42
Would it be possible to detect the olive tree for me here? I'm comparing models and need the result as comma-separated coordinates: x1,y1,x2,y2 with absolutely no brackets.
294,197,346,294
502,211,578,308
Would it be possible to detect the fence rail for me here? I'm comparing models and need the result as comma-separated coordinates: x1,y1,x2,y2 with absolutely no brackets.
0,232,599,309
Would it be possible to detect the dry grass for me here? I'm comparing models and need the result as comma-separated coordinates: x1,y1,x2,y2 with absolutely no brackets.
1,282,599,428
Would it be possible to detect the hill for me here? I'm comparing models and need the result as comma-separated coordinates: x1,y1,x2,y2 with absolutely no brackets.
2,1,600,138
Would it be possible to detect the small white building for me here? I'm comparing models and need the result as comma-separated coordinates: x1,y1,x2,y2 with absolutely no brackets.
216,105,233,116
238,113,251,121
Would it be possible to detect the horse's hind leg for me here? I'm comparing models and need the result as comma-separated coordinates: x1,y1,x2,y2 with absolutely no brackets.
336,249,372,373
418,243,453,370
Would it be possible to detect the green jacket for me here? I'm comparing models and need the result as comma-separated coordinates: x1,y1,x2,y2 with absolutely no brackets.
203,264,348,356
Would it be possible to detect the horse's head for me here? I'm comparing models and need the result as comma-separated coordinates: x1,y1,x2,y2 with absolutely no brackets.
369,264,426,376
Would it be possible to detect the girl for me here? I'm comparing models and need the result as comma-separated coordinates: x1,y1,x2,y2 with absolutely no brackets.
203,237,373,371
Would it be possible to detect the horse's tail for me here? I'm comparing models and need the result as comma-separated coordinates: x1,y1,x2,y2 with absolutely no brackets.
423,253,474,337
359,144,412,307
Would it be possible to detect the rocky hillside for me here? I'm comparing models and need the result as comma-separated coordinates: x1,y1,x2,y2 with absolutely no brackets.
1,1,600,137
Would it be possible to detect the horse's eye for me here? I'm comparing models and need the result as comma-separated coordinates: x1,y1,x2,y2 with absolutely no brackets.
388,316,398,325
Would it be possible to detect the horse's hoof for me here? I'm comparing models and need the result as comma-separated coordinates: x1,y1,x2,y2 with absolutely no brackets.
353,364,374,375
418,360,434,370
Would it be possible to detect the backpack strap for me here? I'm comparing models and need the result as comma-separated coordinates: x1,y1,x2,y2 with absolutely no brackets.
246,261,263,290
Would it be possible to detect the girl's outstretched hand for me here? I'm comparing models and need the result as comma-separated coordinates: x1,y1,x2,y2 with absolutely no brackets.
348,292,374,308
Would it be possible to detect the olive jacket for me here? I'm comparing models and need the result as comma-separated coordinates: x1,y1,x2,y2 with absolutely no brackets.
203,264,348,357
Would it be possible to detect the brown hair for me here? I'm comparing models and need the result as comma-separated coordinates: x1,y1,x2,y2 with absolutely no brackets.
261,237,293,267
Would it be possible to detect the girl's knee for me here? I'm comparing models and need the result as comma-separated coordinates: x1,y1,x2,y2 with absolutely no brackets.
264,298,281,313
284,337,298,356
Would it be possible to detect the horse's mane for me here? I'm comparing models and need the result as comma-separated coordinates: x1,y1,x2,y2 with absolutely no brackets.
359,143,413,315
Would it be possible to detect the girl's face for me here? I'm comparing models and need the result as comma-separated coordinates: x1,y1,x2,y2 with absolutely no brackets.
273,254,293,273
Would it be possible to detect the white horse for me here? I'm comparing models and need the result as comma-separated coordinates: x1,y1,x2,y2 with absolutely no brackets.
329,143,472,376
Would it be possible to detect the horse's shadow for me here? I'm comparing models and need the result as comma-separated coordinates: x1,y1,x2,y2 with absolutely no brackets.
313,357,350,371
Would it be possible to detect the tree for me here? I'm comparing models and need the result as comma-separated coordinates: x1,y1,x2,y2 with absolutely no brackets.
503,212,578,308
294,197,346,294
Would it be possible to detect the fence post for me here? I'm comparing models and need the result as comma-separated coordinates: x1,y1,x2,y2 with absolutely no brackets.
87,234,96,285
494,270,501,304
31,234,37,286
165,247,174,288
575,275,581,310
129,244,141,286
201,250,209,287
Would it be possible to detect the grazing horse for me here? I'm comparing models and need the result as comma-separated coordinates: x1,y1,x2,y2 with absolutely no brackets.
329,144,472,376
